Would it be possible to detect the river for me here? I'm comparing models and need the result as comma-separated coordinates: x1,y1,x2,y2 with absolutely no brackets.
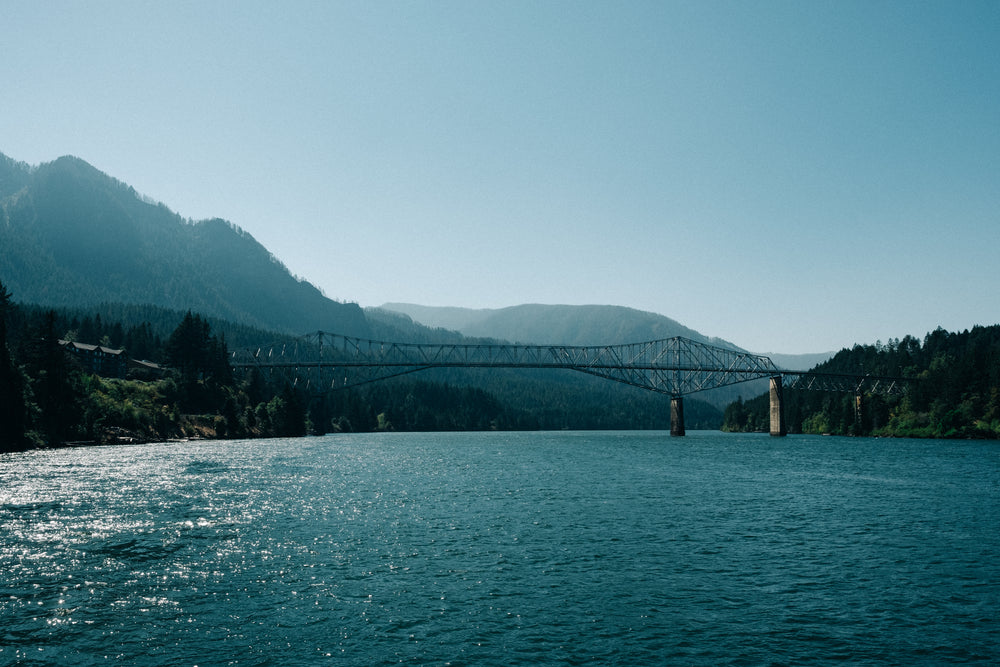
2,431,998,665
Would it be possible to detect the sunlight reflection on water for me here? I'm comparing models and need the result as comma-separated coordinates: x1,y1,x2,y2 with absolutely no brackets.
1,432,998,665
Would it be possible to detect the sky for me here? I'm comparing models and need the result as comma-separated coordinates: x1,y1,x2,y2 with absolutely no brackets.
3,1,998,354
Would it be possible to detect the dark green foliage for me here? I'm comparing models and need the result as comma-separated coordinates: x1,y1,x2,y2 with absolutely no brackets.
722,327,1000,439
356,380,516,432
312,371,722,434
722,396,771,434
269,384,308,437
166,312,232,384
81,375,180,442
0,281,27,451
19,311,86,445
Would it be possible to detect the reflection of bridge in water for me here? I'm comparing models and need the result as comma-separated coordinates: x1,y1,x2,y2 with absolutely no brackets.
230,332,910,436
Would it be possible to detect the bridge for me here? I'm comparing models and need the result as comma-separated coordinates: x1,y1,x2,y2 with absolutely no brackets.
230,332,909,436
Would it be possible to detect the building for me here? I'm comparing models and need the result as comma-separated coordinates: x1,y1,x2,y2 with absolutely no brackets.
59,340,128,378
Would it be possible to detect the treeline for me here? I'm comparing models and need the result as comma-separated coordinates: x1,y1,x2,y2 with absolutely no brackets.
0,285,303,450
7,301,297,355
0,285,721,452
313,370,722,434
722,326,1000,439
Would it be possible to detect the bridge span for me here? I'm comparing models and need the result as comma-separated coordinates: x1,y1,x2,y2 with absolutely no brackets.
230,332,909,436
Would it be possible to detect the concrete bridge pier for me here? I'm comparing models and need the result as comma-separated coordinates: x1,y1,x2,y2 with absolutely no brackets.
769,376,787,436
670,396,685,436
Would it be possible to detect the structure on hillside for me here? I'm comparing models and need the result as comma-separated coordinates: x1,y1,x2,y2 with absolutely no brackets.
59,340,166,380
60,340,128,378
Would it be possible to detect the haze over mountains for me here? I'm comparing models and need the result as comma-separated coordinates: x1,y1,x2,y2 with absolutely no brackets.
1,150,829,366
379,303,832,371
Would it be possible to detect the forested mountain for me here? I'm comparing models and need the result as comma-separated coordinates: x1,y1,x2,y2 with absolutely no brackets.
0,153,368,337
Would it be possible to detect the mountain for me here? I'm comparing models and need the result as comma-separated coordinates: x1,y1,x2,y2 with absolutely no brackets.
376,304,494,335
379,303,732,347
0,153,368,337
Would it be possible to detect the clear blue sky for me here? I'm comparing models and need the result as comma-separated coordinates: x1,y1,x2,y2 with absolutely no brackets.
3,1,998,354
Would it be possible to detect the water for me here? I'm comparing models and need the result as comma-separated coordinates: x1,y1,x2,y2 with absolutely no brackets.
1,431,998,666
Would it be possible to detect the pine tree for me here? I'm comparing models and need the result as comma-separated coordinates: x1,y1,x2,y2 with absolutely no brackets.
0,281,27,451
23,310,83,445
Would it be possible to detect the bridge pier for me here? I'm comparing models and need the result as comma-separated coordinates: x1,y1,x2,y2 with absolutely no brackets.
670,396,685,436
769,376,786,436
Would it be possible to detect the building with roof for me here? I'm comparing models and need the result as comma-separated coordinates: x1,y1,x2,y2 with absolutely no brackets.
59,340,128,378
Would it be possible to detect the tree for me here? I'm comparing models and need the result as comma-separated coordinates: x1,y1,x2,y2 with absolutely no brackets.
0,281,27,451
22,310,84,445
166,311,213,380
165,311,232,382
165,311,234,414
269,384,307,437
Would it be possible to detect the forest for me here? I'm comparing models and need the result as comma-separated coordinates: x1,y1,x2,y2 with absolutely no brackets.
722,326,1000,439
0,282,721,453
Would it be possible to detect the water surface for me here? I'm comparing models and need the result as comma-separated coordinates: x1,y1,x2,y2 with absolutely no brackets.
2,431,998,665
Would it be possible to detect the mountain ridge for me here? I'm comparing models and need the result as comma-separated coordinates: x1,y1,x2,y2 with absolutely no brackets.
0,152,369,337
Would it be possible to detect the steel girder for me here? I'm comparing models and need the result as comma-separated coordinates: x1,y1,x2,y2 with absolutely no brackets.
783,372,908,396
230,332,784,396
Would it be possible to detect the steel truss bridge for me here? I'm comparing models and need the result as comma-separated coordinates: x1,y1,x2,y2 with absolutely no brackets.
230,332,911,435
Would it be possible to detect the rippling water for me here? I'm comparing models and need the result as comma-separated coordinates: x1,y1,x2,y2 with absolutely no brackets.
1,431,998,665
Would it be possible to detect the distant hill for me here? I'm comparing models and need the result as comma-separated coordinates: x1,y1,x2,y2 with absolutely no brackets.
0,152,368,336
380,302,733,347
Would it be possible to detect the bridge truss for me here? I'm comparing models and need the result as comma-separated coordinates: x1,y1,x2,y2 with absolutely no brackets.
231,332,788,397
231,332,914,436
783,372,908,396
